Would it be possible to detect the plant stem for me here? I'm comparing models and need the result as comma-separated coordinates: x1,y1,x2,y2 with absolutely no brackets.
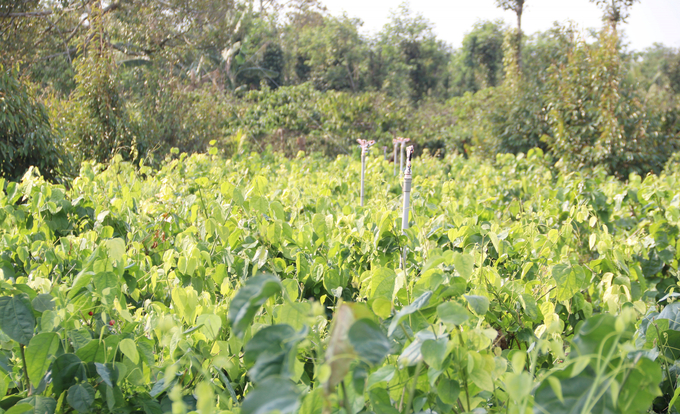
403,361,422,414
197,187,209,221
398,384,407,411
20,344,31,396
341,380,351,412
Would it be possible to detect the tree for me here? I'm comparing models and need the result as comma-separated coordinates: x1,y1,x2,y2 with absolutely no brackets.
494,0,525,71
590,0,639,33
0,67,62,180
64,4,136,164
544,27,677,177
375,3,451,102
451,20,506,95
296,15,367,92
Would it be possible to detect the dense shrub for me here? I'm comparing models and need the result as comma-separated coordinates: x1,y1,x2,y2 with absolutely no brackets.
546,29,678,177
0,67,62,181
57,9,137,166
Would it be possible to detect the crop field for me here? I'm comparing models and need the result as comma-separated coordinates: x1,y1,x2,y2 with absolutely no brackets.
0,148,679,414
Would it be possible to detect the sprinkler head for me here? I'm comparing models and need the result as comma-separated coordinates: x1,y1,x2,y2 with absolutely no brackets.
405,145,414,175
357,139,375,153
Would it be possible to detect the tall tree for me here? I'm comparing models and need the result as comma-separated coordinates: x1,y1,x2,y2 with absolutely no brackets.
590,0,639,33
296,15,367,92
494,0,524,72
451,20,506,95
376,3,451,102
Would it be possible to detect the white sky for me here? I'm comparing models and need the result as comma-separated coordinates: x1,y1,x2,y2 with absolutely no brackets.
320,0,680,51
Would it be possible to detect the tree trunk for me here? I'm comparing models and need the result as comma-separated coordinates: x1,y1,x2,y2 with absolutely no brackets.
516,0,523,73
346,62,356,92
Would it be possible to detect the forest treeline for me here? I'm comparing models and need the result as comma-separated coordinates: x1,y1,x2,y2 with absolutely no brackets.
1,0,680,181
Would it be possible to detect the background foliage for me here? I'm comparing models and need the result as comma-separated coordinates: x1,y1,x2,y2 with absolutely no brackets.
1,0,678,179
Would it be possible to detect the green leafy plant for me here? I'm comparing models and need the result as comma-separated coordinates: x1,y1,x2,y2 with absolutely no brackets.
0,148,677,413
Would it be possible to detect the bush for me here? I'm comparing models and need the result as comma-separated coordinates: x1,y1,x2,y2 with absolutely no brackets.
0,67,62,181
57,7,137,166
546,29,678,177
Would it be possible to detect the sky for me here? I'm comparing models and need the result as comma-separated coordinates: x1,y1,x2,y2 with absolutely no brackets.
320,0,680,52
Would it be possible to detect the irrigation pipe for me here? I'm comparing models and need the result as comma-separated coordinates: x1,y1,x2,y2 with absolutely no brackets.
357,139,375,207
401,145,414,269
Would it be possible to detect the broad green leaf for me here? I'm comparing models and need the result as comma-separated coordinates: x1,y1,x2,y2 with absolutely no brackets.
103,238,126,264
469,366,494,391
93,272,119,296
453,252,474,280
388,291,432,336
464,295,489,316
437,302,470,325
31,294,54,313
398,330,436,367
274,301,311,331
5,403,33,414
0,372,8,400
348,319,390,365
15,396,57,414
95,363,119,387
171,286,199,324
571,314,632,358
76,339,107,363
311,214,327,242
371,298,392,319
368,267,397,302
298,388,324,414
0,295,35,344
196,381,215,414
241,376,301,414
67,383,95,413
534,366,630,414
616,357,662,413
119,338,139,364
51,354,87,395
67,271,94,300
504,372,533,402
657,329,680,360
323,268,347,296
519,293,541,321
552,264,586,302
196,314,222,341
228,274,282,338
437,378,460,405
368,388,400,414
243,324,305,383
421,337,448,370
656,302,680,331
366,366,396,391
25,333,59,387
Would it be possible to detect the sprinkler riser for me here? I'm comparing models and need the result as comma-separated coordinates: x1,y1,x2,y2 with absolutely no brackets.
400,143,404,176
360,150,366,207
402,174,411,232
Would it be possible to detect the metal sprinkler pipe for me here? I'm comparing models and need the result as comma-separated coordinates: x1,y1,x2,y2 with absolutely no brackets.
383,146,387,161
357,139,375,207
401,145,414,269
400,141,404,176
392,138,399,176
398,137,410,178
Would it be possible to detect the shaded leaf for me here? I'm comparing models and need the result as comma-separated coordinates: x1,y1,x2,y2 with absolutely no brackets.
348,319,390,365
241,376,301,414
0,295,35,344
228,274,282,338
